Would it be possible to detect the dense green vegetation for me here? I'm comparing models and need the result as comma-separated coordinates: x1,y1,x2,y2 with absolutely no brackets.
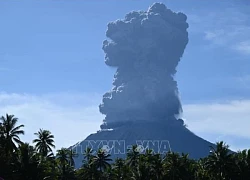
1,113,250,180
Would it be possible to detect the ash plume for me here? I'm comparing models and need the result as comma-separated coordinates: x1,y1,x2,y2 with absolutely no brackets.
99,3,189,128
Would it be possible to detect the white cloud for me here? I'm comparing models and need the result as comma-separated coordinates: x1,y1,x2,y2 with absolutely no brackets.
202,26,250,55
204,31,217,40
0,92,104,149
0,67,10,72
183,100,250,150
188,5,250,56
1,92,250,151
234,41,250,55
204,30,224,41
236,75,250,89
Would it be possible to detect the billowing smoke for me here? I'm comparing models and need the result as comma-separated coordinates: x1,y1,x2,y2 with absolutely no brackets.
99,3,189,128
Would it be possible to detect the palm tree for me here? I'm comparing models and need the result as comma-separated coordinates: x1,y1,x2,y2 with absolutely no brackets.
68,149,78,167
0,114,24,180
79,147,97,179
145,152,164,179
56,148,76,180
83,147,93,164
91,149,112,172
162,152,196,180
233,149,250,179
77,163,100,180
33,129,55,157
0,114,24,152
205,141,234,180
56,148,78,168
56,148,70,178
126,145,140,168
113,158,131,179
16,143,39,179
195,158,211,180
113,158,125,178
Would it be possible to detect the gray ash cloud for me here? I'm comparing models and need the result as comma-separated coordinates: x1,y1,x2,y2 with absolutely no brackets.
99,3,189,128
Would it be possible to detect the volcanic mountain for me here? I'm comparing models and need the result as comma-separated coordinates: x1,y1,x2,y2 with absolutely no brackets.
71,3,214,168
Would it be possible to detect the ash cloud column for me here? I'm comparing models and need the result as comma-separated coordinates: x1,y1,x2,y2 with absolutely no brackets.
99,3,189,128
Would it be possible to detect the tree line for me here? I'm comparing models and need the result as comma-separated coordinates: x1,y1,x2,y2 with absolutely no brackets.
1,113,250,180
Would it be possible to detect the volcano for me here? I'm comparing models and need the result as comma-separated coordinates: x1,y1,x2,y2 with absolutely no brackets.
71,3,214,168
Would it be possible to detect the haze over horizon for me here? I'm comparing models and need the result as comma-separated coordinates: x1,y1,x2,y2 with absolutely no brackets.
0,0,250,151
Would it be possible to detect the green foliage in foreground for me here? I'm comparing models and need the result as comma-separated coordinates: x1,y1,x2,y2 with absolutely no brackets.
1,114,250,180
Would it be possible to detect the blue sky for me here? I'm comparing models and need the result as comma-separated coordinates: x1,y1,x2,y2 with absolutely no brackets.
0,0,250,150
